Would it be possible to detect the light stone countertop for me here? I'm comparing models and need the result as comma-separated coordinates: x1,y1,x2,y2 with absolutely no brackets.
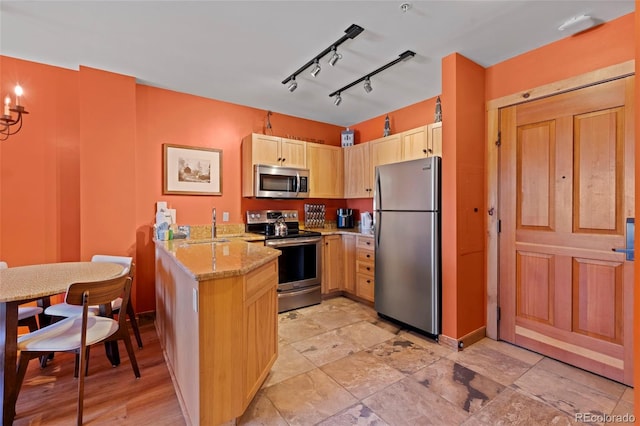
155,238,280,281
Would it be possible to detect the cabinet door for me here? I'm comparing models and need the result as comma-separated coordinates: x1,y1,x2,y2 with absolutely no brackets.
371,135,402,185
244,262,278,406
252,134,282,166
280,138,307,168
402,126,428,160
429,122,442,157
343,144,372,198
342,234,356,294
322,235,343,294
307,143,344,198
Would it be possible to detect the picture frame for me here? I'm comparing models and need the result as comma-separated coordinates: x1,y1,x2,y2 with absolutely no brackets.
163,144,222,195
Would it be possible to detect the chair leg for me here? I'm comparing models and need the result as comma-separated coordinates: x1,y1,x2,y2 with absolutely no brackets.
126,302,143,349
120,332,141,378
77,346,87,426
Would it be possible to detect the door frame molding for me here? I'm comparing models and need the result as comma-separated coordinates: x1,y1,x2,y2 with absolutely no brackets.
485,60,635,339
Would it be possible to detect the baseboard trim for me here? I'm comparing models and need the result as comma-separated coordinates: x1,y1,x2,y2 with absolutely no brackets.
439,326,486,351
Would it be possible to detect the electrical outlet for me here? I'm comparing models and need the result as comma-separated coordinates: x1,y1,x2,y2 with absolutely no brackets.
223,211,229,222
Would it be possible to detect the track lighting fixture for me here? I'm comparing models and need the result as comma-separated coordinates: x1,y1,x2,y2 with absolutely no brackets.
329,50,416,105
310,59,321,77
288,77,298,92
334,93,342,106
328,46,342,67
282,24,364,92
363,77,372,93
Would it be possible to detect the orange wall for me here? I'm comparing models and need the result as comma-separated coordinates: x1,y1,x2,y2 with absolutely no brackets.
486,13,634,100
0,58,81,266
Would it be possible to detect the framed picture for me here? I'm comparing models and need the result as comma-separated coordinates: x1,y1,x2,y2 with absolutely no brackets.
163,144,222,195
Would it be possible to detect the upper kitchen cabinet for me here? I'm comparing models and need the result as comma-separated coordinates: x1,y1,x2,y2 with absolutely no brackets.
307,143,343,199
402,123,443,160
370,134,402,174
242,133,307,197
242,134,306,168
429,122,442,157
343,143,372,198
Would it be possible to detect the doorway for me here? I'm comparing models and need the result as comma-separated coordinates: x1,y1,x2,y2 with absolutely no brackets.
496,75,635,385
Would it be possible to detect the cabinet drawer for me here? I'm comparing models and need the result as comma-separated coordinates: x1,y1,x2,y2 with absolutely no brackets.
357,248,374,262
356,259,374,276
245,261,278,303
357,236,374,250
356,274,374,302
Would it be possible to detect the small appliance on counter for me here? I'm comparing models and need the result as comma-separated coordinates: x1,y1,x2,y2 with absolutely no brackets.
337,208,355,229
304,203,325,228
360,211,373,232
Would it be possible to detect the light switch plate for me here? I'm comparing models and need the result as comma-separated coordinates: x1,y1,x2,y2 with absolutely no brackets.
223,211,229,222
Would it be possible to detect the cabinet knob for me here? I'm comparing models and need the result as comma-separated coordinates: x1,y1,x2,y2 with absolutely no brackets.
366,241,371,245
428,148,433,153
282,158,286,162
366,254,371,258
277,157,282,162
423,149,427,154
367,279,371,283
366,267,371,271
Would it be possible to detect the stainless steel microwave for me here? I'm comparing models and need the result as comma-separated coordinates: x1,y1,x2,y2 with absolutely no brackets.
254,164,309,198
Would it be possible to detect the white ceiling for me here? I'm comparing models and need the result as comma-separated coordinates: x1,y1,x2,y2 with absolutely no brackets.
0,1,635,127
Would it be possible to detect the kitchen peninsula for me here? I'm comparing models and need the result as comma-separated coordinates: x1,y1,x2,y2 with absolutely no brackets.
155,238,280,425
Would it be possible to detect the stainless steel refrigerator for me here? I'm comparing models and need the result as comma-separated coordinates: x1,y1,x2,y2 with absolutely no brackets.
374,156,441,336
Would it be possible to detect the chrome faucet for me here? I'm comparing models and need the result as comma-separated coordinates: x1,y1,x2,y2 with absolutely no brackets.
212,208,217,239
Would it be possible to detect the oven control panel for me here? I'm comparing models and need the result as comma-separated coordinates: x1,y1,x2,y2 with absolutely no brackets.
246,210,298,225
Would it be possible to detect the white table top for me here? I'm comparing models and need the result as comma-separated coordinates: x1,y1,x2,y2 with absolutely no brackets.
0,262,124,303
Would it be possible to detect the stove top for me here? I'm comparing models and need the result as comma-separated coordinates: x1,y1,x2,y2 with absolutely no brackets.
246,209,322,240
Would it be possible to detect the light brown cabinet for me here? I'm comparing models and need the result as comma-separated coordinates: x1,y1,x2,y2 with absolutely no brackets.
307,143,344,198
342,234,356,294
343,143,372,198
370,134,403,171
355,236,375,302
402,122,443,161
242,133,306,196
155,247,278,425
322,235,343,294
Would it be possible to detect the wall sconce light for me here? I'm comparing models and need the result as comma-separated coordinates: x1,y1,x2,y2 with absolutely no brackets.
282,24,364,92
329,50,415,106
1,84,29,141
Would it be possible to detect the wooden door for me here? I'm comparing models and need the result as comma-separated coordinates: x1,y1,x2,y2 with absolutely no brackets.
307,143,343,198
498,77,635,385
251,134,282,166
402,126,428,160
343,144,372,198
279,138,307,168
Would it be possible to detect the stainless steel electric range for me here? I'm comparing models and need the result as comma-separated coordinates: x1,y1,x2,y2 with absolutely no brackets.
246,210,322,313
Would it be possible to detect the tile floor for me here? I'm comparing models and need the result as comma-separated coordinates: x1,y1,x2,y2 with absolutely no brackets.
238,296,634,425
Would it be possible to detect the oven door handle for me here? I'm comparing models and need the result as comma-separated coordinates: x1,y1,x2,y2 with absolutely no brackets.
266,236,321,247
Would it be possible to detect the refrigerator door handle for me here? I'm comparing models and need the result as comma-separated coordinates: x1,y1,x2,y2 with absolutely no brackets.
374,169,382,212
375,211,381,248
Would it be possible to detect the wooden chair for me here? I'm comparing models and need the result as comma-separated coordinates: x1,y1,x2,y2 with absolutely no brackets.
0,261,44,332
15,274,140,425
45,255,143,348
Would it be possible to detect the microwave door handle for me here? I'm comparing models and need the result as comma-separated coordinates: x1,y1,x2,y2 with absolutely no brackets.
295,172,300,197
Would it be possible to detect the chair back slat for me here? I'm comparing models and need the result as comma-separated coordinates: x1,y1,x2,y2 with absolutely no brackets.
65,275,130,307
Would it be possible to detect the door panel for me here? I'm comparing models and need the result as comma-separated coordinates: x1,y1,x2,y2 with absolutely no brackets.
499,76,634,385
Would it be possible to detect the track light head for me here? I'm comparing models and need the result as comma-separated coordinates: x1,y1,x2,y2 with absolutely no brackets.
310,59,321,77
363,77,372,93
334,93,342,106
328,47,342,67
288,77,297,92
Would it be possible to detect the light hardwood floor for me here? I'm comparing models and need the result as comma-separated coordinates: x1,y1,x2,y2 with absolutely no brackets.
14,319,185,425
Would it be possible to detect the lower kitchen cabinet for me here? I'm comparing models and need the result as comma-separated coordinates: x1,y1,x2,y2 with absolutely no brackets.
355,236,375,302
322,235,343,294
342,234,356,294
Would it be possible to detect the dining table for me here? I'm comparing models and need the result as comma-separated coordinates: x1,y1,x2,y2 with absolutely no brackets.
0,261,125,425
